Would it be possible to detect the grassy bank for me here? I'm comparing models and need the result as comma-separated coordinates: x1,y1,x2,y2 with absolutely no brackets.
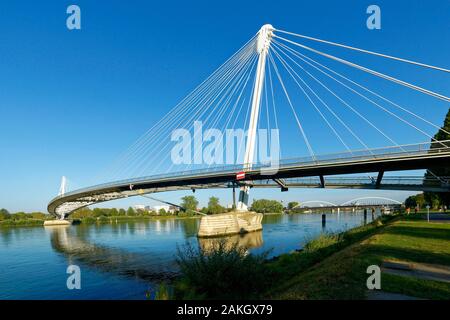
172,213,450,300
265,215,397,290
269,214,450,299
172,215,397,299
0,218,49,227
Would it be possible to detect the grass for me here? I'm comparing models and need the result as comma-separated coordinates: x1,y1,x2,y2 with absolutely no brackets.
266,215,394,285
0,214,201,228
303,233,342,253
269,215,450,300
0,218,47,227
170,215,396,300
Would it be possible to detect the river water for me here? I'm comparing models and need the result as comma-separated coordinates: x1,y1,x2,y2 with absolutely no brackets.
0,211,378,299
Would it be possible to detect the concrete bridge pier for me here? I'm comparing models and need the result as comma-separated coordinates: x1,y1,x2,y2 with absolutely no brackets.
198,211,263,237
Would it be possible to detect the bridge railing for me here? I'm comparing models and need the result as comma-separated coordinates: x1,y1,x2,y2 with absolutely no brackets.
52,140,450,200
251,176,449,186
274,140,450,168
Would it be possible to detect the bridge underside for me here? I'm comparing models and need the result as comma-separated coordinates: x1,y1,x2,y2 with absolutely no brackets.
49,177,450,216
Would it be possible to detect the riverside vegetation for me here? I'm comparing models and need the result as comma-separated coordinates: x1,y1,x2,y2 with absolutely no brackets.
171,214,394,299
170,212,450,300
0,197,286,227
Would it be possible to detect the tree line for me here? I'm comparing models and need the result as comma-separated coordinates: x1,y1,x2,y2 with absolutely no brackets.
0,196,287,223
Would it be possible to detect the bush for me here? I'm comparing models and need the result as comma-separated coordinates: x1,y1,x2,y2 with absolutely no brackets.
97,215,109,223
175,240,271,299
303,233,342,253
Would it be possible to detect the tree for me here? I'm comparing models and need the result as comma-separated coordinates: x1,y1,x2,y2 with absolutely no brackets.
250,199,283,213
181,196,199,212
126,207,136,216
92,208,106,217
0,208,11,220
207,197,225,215
405,193,428,209
424,108,450,207
72,207,93,218
159,208,167,215
405,195,417,208
30,212,47,219
288,202,299,210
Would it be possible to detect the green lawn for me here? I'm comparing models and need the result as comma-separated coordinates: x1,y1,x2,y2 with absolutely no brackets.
270,216,450,300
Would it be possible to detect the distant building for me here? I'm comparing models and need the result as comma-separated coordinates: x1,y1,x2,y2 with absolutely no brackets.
152,205,177,214
168,205,179,213
133,204,146,211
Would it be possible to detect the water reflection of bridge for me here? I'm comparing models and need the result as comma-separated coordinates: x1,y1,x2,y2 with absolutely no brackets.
198,231,263,252
47,225,180,282
46,220,264,283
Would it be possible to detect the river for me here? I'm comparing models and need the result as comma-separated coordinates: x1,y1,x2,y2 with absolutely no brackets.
0,211,379,299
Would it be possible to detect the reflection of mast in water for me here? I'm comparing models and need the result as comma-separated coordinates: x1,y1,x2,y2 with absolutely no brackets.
45,226,178,282
197,231,264,253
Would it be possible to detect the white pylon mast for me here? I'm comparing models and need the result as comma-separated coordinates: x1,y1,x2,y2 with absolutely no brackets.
237,24,274,211
59,176,67,196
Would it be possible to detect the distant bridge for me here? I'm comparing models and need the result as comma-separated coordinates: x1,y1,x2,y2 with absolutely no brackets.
290,196,403,210
290,197,403,212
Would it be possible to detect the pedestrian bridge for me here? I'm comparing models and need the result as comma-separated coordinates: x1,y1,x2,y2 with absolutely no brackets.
48,140,450,218
48,24,450,219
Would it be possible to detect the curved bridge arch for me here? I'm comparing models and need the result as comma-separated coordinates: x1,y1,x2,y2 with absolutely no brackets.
294,200,338,208
340,197,403,206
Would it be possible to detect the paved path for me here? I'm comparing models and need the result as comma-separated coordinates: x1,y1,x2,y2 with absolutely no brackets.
367,259,450,300
382,260,450,283
367,291,423,300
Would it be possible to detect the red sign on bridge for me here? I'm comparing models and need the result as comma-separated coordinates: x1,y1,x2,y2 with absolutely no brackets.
236,171,246,180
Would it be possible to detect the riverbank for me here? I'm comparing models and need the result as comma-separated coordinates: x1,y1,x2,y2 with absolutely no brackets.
172,214,396,299
171,213,450,300
0,214,201,228
268,213,450,299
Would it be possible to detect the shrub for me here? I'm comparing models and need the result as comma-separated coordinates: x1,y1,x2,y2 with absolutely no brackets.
303,233,342,253
175,240,271,299
97,215,109,223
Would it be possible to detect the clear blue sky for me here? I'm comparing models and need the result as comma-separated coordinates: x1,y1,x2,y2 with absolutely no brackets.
0,0,449,212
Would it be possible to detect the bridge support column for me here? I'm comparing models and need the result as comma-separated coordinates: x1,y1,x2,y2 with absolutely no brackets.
237,24,274,211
